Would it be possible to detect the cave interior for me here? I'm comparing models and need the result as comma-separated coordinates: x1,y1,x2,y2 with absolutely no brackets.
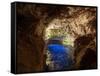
16,2,97,73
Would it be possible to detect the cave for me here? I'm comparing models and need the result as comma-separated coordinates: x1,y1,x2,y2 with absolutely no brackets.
16,3,97,73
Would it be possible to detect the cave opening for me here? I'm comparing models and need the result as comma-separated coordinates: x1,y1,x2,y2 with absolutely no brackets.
44,18,75,71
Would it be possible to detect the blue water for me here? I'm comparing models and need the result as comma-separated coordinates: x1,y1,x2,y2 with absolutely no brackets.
47,44,73,70
48,44,69,53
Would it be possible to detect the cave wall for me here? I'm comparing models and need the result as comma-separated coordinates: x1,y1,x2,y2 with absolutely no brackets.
16,3,46,73
74,33,97,69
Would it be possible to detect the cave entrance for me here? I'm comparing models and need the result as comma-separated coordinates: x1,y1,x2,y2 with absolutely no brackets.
44,18,75,71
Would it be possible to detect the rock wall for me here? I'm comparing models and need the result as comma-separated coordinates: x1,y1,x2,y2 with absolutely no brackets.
16,3,46,73
74,34,97,69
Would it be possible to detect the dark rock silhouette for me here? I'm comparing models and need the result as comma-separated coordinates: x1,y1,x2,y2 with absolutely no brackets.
74,34,97,69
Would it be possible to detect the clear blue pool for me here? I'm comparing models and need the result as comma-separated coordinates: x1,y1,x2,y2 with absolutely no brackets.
47,44,73,70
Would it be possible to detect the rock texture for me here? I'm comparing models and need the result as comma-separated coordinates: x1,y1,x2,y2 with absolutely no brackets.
74,34,97,69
